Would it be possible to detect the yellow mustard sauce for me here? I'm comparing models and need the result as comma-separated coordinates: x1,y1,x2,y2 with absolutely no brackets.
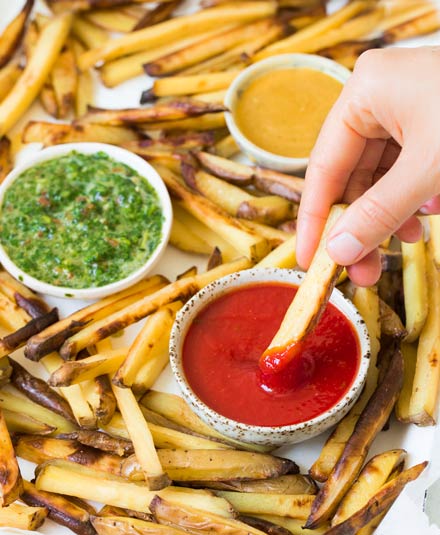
235,68,343,158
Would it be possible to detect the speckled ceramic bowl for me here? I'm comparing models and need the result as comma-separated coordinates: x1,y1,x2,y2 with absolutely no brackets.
170,267,370,446
224,54,351,174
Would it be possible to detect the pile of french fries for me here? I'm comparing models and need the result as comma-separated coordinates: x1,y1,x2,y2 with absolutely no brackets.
0,0,439,533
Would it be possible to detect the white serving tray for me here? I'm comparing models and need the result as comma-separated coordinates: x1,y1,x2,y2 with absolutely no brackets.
0,1,439,534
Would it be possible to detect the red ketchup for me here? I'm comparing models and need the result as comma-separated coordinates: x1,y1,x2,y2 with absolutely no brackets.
182,283,360,427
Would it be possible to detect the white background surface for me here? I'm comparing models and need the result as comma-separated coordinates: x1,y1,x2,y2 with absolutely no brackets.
0,1,440,534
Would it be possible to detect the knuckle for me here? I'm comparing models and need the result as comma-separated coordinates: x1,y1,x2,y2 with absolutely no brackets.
357,194,400,234
353,48,383,72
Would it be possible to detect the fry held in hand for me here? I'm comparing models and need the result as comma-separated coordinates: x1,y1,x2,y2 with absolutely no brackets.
260,204,345,373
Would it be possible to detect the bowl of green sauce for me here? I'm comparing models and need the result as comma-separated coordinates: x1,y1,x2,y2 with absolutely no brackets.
0,143,172,299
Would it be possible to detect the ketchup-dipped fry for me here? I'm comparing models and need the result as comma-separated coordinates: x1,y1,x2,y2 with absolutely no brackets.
259,204,346,374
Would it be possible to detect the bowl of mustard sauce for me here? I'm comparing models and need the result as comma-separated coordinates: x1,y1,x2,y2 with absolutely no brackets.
224,54,351,173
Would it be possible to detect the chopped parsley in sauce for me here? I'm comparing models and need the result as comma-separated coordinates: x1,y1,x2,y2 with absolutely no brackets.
0,151,164,289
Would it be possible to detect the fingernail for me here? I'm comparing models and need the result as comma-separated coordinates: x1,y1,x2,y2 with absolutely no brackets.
327,232,364,265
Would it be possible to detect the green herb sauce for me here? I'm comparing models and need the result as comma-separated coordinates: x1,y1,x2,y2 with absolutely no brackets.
0,151,164,289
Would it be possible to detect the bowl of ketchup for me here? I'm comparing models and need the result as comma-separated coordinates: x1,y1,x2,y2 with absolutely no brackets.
169,268,370,446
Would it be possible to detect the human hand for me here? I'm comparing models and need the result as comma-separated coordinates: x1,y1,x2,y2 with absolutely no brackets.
296,46,440,286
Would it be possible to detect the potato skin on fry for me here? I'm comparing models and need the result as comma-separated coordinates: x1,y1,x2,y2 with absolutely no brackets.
10,359,76,423
323,462,427,535
21,480,96,535
305,345,404,529
0,0,34,68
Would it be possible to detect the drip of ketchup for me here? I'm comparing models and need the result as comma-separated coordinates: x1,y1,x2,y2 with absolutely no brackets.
182,283,360,427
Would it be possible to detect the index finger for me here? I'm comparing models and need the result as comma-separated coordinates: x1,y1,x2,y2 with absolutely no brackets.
296,93,367,269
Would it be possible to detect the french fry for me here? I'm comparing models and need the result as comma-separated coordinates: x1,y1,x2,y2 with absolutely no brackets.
0,503,47,530
184,474,317,495
83,373,116,427
49,348,129,386
318,39,381,70
251,515,328,535
58,258,251,360
22,121,141,146
142,113,226,132
77,101,226,126
35,460,236,516
0,269,49,318
254,0,370,60
133,1,182,31
33,73,56,121
240,220,291,248
0,136,12,183
3,408,55,435
71,16,108,49
47,0,160,11
0,388,76,434
238,515,299,535
122,132,215,154
323,462,427,535
408,223,440,426
92,515,189,535
305,345,404,529
195,151,304,202
0,0,34,68
67,429,133,456
172,201,240,262
378,1,438,33
180,21,287,75
51,42,78,118
383,9,440,44
122,449,297,482
0,408,22,505
144,19,277,76
150,496,268,535
379,298,406,339
0,60,22,103
78,3,277,70
214,134,240,158
170,218,213,256
256,235,297,269
0,292,31,331
26,275,167,361
21,480,96,535
182,167,295,225
84,7,143,32
41,352,96,428
10,359,76,423
0,309,59,359
139,390,271,453
112,384,169,490
156,166,269,263
146,71,240,100
310,285,381,482
430,214,440,268
99,28,231,87
396,342,418,423
102,412,233,451
216,491,314,520
0,13,73,137
260,205,345,373
113,302,181,388
16,436,123,476
331,449,406,526
71,39,94,117
402,238,428,342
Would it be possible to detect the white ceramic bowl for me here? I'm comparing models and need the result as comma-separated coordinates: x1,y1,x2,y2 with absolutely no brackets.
224,54,351,173
0,143,172,299
170,267,370,446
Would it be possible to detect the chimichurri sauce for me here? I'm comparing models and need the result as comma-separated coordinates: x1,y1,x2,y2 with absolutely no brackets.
0,151,164,289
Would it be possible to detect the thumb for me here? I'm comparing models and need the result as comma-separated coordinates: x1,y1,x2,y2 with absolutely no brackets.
326,150,436,266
